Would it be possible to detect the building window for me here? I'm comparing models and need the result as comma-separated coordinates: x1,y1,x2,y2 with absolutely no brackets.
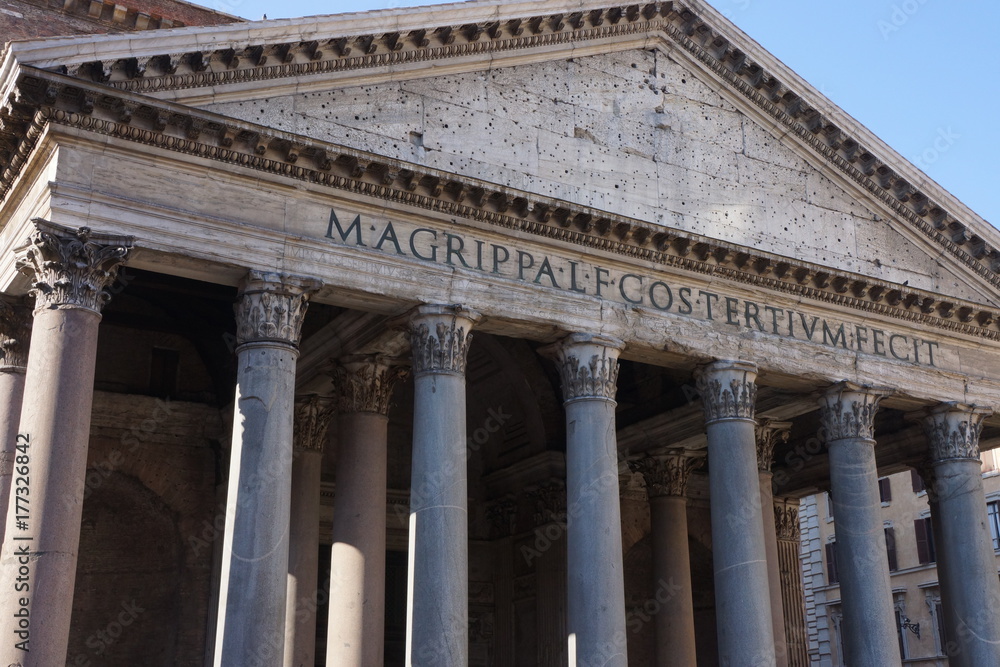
878,477,892,503
894,595,910,660
885,527,898,572
926,589,948,657
826,540,839,585
915,517,936,564
988,500,1000,550
911,468,926,493
826,493,834,520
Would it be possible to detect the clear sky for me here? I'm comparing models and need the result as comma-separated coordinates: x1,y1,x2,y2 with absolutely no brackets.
202,0,1000,227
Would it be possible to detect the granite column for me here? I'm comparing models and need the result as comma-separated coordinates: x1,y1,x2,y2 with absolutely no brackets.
921,403,1000,667
547,333,628,666
405,305,480,666
696,360,775,666
0,222,132,667
757,420,792,667
214,271,320,667
327,356,406,666
818,382,899,667
634,452,700,667
0,297,31,545
283,395,334,667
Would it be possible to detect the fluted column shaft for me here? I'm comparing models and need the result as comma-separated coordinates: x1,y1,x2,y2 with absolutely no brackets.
214,271,320,667
635,453,700,667
697,360,775,666
818,382,899,667
406,306,480,666
757,421,792,667
327,356,406,667
283,396,334,667
0,222,132,667
0,297,31,545
547,334,628,666
774,499,809,667
922,404,1000,667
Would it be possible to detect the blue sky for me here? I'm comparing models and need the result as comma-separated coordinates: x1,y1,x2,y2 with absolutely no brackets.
203,0,1000,227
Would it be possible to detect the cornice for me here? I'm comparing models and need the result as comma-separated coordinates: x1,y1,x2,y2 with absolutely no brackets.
6,0,997,291
4,68,1000,343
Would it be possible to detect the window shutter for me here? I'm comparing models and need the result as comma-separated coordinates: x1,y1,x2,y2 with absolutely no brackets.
911,469,925,493
879,477,892,503
915,519,930,564
826,542,839,584
885,527,898,571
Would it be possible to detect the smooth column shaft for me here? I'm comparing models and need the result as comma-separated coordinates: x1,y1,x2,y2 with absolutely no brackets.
0,307,100,666
565,398,628,666
0,367,26,544
409,372,468,665
284,447,322,667
759,473,788,667
933,459,1000,666
707,418,775,665
826,437,899,666
649,495,697,666
328,411,389,666
215,343,298,666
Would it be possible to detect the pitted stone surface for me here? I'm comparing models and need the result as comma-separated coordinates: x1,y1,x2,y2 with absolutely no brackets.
207,49,979,301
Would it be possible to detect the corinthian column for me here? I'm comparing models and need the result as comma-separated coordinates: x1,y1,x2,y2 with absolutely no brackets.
0,296,31,544
632,452,701,667
327,355,407,667
214,271,320,667
406,305,480,666
283,395,334,667
922,404,1000,667
695,360,775,666
0,221,132,667
774,498,809,667
756,420,792,667
546,333,628,667
818,382,899,667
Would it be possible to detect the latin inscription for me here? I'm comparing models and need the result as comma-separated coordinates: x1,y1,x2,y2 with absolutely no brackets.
326,210,940,367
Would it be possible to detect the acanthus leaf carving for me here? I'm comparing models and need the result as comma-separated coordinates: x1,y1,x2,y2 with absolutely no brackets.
631,452,703,498
407,305,481,375
922,403,990,463
14,220,133,313
544,333,623,402
330,355,409,416
755,419,792,472
0,296,32,369
234,270,321,347
293,394,335,452
696,360,757,423
817,382,890,442
774,499,800,541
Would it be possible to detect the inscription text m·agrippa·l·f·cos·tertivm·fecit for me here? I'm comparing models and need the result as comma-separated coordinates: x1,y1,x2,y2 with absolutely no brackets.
325,210,941,368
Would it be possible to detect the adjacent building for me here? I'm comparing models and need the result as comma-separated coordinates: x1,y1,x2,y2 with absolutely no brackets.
2,0,1000,665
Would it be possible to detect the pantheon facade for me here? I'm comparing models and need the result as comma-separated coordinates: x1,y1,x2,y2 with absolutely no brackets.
1,0,999,665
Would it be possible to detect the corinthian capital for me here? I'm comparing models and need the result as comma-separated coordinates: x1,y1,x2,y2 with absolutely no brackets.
234,271,321,348
330,355,409,415
696,360,757,424
407,305,481,375
773,498,800,541
818,382,891,442
293,395,335,452
755,420,792,472
923,402,991,463
0,296,32,369
15,220,133,313
631,452,703,498
544,333,623,402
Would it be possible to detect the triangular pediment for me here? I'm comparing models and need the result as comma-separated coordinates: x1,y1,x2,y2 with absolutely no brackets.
3,0,999,310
